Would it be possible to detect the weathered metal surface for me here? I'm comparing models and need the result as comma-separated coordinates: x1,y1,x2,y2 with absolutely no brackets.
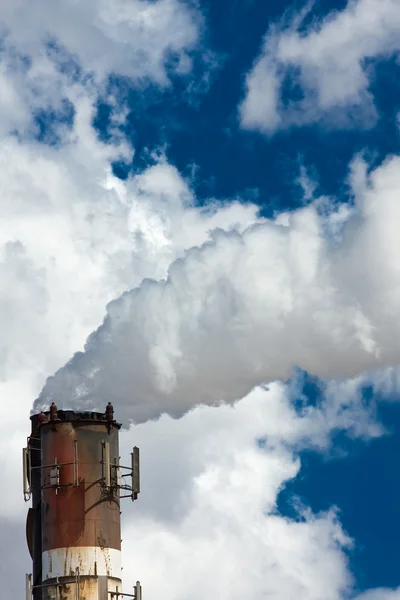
42,546,121,579
28,409,125,599
41,418,121,554
41,576,102,600
39,575,123,600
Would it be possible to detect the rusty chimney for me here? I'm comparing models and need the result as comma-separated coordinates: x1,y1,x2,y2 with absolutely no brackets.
24,406,141,600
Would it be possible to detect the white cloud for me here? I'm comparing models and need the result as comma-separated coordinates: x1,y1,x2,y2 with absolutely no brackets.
240,39,282,133
0,79,259,528
119,385,354,600
240,0,400,133
354,590,400,600
1,0,201,85
0,0,205,146
35,153,400,426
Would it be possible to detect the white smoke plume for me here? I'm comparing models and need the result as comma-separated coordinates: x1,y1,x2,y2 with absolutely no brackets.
35,154,400,424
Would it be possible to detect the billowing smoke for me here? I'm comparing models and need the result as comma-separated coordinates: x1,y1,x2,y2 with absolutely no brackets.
35,156,400,424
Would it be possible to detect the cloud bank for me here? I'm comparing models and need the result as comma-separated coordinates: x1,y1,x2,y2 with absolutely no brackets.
118,384,357,600
37,153,400,425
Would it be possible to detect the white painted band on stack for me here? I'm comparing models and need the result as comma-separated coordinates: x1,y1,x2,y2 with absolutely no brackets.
42,547,122,580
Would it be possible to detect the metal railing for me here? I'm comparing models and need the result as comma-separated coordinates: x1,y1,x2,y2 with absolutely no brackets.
108,581,142,599
26,568,80,600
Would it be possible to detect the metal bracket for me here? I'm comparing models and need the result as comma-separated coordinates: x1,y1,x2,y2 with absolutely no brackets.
101,444,140,501
102,440,111,488
23,448,31,501
26,574,32,600
114,447,140,501
131,447,140,501
23,439,79,501
75,567,80,600
108,581,142,599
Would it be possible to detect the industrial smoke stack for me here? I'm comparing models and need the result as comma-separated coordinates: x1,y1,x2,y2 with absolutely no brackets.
24,403,141,600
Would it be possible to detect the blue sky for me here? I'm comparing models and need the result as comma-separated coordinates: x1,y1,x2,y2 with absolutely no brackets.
3,1,400,598
95,0,400,213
